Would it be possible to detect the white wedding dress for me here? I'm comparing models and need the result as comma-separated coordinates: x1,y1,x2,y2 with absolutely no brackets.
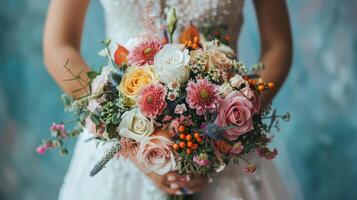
58,0,294,199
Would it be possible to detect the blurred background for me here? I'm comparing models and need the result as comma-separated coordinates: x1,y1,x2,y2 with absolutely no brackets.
1,0,357,199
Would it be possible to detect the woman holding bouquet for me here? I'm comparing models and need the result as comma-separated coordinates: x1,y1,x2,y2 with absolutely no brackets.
43,0,293,199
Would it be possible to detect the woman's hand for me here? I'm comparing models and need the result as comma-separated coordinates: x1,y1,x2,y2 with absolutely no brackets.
146,171,209,195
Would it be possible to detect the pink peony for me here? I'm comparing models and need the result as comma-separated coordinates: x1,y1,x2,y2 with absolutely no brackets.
136,136,176,175
137,83,167,118
186,79,220,115
216,91,255,140
128,38,162,66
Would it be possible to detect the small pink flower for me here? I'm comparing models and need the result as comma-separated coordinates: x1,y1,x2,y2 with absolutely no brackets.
245,164,257,174
257,147,278,160
230,142,244,155
216,91,255,140
137,83,167,118
36,144,48,155
193,153,209,166
174,104,187,115
186,79,220,115
50,123,67,138
163,115,173,122
128,38,162,66
50,123,65,132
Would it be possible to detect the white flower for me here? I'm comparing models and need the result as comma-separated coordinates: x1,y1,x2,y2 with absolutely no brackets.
97,48,110,57
219,83,233,97
174,104,187,114
91,66,116,94
229,74,247,89
154,44,190,84
118,108,155,142
215,163,226,173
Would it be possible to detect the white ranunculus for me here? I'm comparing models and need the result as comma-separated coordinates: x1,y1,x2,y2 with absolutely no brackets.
91,66,116,94
118,108,155,142
219,83,233,97
154,44,190,84
229,74,247,89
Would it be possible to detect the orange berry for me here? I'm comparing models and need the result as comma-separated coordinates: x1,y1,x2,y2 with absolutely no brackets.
192,143,199,150
187,40,192,47
251,80,257,85
193,36,199,43
192,43,198,49
196,137,203,143
179,133,186,140
186,149,192,155
185,134,192,141
178,125,185,133
268,82,275,89
258,85,265,92
179,141,186,148
193,132,200,139
173,144,179,151
187,141,193,148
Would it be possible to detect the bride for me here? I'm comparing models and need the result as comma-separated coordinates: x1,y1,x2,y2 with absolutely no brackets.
43,0,293,199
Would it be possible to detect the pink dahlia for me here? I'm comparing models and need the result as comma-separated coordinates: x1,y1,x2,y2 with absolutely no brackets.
137,83,167,118
128,38,162,66
186,79,220,115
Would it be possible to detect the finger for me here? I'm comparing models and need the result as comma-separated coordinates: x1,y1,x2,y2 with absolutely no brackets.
158,184,181,195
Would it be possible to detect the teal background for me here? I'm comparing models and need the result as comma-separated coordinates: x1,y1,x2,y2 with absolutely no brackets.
0,0,356,199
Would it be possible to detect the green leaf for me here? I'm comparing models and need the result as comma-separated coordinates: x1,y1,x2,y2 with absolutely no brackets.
90,114,101,125
87,71,99,80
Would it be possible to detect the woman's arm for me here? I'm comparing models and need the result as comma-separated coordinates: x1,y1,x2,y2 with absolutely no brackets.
253,0,293,108
43,0,90,98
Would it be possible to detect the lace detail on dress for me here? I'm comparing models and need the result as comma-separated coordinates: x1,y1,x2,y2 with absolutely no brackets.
100,0,244,49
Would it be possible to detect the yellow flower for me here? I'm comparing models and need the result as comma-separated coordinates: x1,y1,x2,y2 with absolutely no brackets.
120,66,157,103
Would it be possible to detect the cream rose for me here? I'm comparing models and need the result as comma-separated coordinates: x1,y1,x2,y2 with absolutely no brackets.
118,108,155,142
154,44,190,84
208,50,232,70
120,66,157,101
229,74,248,89
136,136,176,175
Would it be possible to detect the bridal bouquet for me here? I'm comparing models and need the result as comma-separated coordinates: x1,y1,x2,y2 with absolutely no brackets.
37,7,289,195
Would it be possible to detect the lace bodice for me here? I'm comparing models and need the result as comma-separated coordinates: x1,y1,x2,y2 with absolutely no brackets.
100,0,244,49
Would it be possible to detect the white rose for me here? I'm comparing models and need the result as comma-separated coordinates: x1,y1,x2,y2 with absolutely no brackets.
154,44,190,84
118,108,155,142
91,66,116,94
219,83,233,97
229,74,247,89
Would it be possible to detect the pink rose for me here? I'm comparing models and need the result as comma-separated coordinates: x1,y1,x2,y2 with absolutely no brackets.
216,91,255,140
136,136,176,175
241,87,260,113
